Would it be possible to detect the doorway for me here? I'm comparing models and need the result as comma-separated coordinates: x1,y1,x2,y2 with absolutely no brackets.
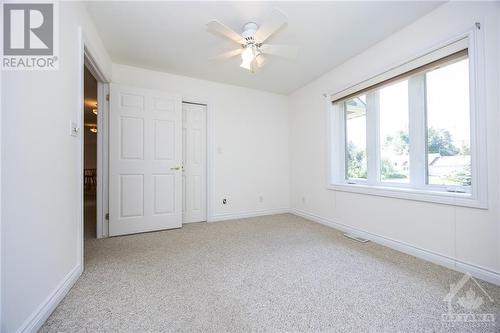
81,46,110,245
182,102,207,224
83,66,98,239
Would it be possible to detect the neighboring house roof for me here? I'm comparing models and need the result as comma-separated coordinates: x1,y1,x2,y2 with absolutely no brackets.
428,155,470,177
345,97,366,120
381,153,470,174
428,153,441,166
430,155,470,167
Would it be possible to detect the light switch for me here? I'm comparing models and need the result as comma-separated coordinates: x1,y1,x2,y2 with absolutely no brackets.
70,121,79,137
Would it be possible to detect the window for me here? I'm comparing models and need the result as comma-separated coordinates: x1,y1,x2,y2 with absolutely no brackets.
328,36,487,208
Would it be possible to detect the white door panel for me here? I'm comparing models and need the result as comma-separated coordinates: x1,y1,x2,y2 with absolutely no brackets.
182,103,207,223
109,84,182,236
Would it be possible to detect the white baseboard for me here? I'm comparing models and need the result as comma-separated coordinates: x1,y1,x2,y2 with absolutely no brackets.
291,208,500,286
16,264,82,333
208,208,290,222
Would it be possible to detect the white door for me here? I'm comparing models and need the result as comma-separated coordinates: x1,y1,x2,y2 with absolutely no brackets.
109,84,182,236
182,103,207,223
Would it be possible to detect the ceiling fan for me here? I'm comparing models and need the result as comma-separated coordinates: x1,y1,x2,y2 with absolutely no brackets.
207,9,298,73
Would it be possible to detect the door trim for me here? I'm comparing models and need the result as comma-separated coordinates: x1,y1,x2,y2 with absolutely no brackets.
95,81,110,238
78,28,110,260
83,51,109,240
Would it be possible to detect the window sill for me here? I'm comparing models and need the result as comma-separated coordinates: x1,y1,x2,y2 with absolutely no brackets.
328,183,487,209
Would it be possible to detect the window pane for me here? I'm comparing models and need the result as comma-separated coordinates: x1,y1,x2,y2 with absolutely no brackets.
426,58,471,186
379,80,410,183
345,95,367,180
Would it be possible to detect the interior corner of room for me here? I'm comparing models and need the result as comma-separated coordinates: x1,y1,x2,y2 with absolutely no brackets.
2,1,500,332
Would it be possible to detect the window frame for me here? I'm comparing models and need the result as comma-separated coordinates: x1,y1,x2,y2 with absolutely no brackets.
326,29,488,209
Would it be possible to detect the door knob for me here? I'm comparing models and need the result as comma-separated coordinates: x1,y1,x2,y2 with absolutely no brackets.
170,166,181,171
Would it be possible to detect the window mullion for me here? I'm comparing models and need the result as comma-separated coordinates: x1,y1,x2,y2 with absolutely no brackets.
408,74,426,188
366,91,380,185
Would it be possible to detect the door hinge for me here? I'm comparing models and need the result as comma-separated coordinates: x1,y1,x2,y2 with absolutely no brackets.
105,213,109,220
106,94,110,101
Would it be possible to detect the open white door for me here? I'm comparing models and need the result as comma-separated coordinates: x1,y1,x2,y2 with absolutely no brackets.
109,84,182,236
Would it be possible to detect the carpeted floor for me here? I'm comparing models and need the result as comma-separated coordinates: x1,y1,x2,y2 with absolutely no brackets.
41,214,500,332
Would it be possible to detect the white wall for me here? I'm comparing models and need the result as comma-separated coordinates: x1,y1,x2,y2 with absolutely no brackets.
289,2,500,282
1,2,111,332
111,64,290,220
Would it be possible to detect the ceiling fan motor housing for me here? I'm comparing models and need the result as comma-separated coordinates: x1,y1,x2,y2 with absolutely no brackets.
242,22,259,44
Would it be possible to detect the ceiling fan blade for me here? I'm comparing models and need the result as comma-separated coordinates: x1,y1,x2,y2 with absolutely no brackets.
260,44,298,59
254,9,288,43
207,20,245,44
211,48,243,60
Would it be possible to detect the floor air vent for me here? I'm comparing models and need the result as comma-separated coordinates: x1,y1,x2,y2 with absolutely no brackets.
343,233,370,243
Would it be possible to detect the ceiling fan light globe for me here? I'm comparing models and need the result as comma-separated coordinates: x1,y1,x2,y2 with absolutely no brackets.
240,59,253,71
241,47,255,62
256,55,266,68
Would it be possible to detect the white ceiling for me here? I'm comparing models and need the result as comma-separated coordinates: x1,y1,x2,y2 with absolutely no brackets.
86,1,443,95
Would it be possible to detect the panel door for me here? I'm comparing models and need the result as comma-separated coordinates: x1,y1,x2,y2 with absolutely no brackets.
109,84,182,236
182,103,207,223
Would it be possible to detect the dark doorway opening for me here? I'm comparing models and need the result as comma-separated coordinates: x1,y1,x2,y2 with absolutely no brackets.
83,66,98,240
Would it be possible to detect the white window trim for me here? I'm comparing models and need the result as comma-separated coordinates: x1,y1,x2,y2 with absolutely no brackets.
326,28,488,209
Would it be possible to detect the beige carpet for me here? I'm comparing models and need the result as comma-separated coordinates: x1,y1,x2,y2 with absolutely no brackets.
41,214,500,332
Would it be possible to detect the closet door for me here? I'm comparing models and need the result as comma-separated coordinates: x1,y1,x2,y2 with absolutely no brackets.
182,103,207,223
